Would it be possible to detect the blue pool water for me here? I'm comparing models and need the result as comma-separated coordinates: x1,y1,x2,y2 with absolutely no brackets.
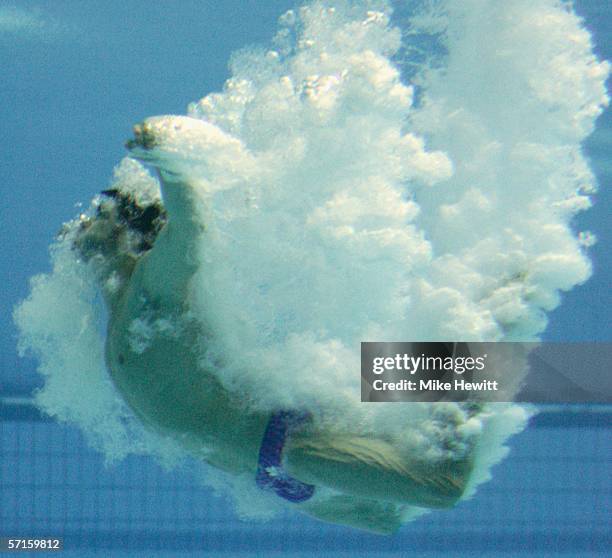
1,405,609,556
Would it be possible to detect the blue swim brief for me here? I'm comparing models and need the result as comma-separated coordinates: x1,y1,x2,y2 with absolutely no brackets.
255,410,316,503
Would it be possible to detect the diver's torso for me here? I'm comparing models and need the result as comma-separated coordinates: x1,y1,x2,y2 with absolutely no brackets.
105,268,268,475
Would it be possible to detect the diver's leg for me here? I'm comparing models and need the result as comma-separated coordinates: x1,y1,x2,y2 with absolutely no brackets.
284,433,473,509
298,493,404,535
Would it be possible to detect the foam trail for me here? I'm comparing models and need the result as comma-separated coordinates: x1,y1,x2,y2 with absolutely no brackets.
14,0,608,523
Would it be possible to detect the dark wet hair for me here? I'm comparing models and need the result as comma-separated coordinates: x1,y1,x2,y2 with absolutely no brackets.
99,189,167,252
70,188,167,284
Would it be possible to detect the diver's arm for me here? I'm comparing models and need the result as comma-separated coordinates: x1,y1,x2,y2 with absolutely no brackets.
129,172,203,308
284,434,472,509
